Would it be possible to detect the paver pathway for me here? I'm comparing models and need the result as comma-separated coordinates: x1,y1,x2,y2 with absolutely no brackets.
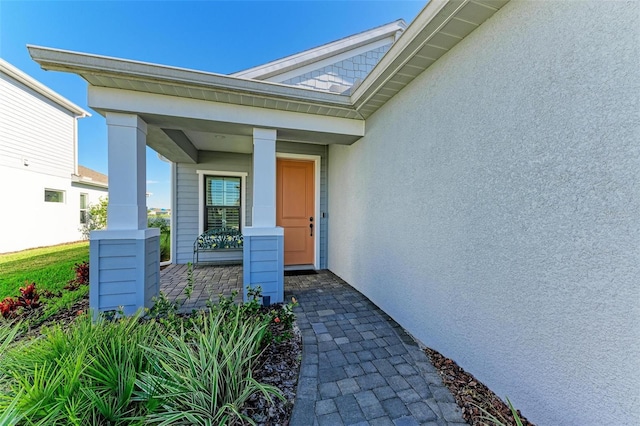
286,271,466,426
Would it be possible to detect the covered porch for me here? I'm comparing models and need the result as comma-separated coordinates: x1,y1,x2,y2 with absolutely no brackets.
28,46,364,316
161,264,323,311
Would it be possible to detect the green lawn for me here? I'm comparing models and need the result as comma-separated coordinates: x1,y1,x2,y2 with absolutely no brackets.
0,242,89,322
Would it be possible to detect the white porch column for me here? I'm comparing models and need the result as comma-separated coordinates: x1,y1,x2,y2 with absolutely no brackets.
89,113,160,317
243,128,284,304
251,128,277,227
106,113,148,230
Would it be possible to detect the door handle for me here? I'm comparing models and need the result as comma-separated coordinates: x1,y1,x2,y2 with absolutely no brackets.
310,223,314,237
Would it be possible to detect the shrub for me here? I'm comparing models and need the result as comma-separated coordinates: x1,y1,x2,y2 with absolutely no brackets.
0,313,158,425
65,261,90,291
0,282,41,319
135,308,282,425
148,217,171,262
0,297,18,319
0,323,22,425
80,197,108,239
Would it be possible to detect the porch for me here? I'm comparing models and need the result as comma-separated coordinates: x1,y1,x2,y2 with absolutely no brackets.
161,263,319,310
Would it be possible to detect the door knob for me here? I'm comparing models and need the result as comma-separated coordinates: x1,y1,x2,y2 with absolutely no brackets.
310,223,314,237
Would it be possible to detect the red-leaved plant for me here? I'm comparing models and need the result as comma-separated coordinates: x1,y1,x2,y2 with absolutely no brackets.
18,282,40,310
0,282,41,319
0,297,18,319
65,261,89,291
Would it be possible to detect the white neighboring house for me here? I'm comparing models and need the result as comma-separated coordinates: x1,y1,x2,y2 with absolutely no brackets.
0,59,108,253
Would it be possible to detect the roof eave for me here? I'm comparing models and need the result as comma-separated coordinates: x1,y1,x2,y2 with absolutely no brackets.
351,0,510,118
0,58,90,117
27,45,357,113
71,175,108,189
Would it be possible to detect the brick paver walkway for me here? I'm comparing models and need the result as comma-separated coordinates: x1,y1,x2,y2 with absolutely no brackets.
286,271,465,426
160,265,465,425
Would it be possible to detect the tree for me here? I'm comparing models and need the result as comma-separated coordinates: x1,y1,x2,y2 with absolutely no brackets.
79,197,108,239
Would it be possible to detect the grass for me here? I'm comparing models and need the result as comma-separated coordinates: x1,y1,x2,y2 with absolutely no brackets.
0,242,89,323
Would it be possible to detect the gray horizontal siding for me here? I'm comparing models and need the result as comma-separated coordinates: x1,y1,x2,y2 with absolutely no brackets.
90,236,159,315
243,235,284,303
175,144,328,269
175,151,252,264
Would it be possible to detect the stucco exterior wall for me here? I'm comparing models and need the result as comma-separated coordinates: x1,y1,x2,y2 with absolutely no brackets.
328,2,640,425
0,166,107,253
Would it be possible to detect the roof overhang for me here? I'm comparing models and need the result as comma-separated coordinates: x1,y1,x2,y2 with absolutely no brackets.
27,0,509,149
351,0,510,118
71,176,108,189
27,46,362,120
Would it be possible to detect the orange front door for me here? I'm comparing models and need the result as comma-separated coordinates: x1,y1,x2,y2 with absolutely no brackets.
276,159,314,265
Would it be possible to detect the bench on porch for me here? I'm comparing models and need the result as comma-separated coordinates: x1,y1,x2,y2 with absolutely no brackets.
193,227,243,265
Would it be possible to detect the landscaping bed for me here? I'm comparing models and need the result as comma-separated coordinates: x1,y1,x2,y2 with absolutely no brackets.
0,287,301,425
425,347,534,426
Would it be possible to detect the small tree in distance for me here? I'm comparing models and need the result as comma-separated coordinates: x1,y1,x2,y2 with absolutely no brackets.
80,197,108,239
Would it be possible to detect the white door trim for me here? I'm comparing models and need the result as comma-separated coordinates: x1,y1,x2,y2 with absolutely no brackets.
276,153,321,270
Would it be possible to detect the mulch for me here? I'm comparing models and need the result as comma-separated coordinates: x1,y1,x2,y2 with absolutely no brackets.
424,347,535,426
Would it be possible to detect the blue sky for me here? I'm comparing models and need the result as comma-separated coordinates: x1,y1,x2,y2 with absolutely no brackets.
1,1,424,208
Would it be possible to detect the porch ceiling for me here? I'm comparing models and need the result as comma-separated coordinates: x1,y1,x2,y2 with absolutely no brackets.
143,113,357,161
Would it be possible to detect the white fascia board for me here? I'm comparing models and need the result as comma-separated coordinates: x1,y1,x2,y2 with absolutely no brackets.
232,20,406,80
264,36,395,83
27,45,352,108
88,86,364,137
0,58,90,117
71,175,109,189
350,0,452,105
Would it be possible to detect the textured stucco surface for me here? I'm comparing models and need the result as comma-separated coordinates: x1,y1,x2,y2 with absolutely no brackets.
328,1,640,425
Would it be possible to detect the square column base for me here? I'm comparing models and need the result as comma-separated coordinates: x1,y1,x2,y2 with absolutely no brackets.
243,227,284,304
89,228,160,317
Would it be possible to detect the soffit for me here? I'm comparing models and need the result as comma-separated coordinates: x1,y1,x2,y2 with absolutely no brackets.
27,46,363,120
351,0,510,118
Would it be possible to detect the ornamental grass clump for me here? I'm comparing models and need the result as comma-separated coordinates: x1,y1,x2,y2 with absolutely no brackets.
0,322,22,426
135,307,283,425
0,313,158,425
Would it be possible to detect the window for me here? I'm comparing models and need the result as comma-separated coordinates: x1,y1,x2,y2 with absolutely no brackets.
80,193,88,224
205,176,241,231
44,189,64,203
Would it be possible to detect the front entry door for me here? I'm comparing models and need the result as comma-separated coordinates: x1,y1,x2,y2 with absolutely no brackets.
276,159,314,266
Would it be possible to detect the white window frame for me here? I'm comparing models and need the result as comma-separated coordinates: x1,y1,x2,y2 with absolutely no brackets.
44,189,65,203
197,170,247,234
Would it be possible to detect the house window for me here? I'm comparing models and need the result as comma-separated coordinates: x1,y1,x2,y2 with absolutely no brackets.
44,189,64,203
80,193,88,224
204,176,241,231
